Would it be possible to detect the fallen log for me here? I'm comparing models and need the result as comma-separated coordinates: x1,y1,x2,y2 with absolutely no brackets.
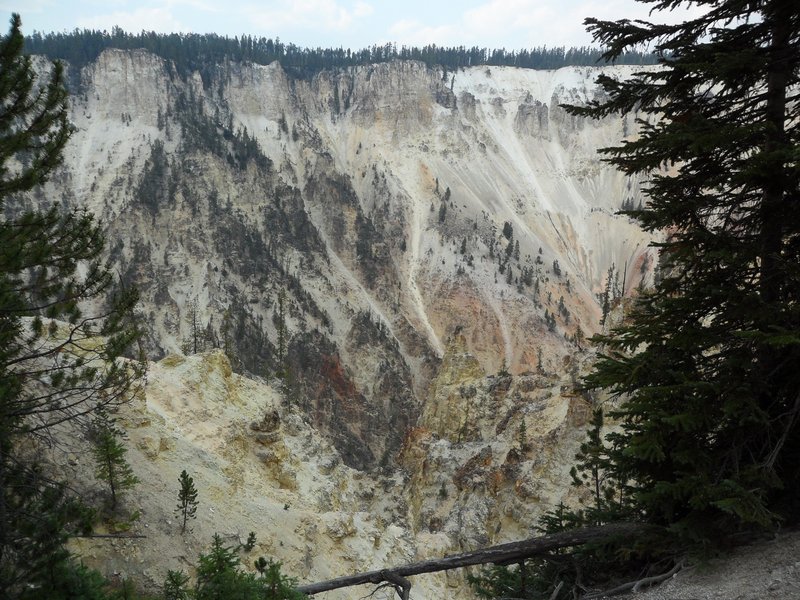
297,522,645,597
72,534,148,539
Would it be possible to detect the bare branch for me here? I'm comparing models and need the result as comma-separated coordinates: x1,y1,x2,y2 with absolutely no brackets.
582,560,685,599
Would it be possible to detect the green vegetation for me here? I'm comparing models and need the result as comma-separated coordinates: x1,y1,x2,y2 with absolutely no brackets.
24,29,656,79
0,15,308,597
576,0,800,546
468,502,638,599
173,90,271,171
598,263,618,328
172,534,306,600
91,409,139,512
135,139,173,213
243,532,257,552
4,0,797,594
163,570,191,600
0,12,146,596
176,470,199,534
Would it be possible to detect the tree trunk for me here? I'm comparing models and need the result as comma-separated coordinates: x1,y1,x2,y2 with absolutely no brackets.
107,455,117,510
757,0,794,465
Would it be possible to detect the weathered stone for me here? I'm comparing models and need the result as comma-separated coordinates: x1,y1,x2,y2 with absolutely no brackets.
254,430,281,445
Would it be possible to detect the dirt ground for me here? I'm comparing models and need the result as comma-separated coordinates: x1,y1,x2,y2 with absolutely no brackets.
614,529,800,600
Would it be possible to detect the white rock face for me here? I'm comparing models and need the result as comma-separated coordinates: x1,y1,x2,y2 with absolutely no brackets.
67,350,423,597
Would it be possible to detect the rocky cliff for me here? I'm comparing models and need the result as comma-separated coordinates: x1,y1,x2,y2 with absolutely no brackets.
63,347,600,599
25,52,661,597
39,51,654,473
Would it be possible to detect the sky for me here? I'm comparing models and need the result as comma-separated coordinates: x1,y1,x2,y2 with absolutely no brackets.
3,0,705,51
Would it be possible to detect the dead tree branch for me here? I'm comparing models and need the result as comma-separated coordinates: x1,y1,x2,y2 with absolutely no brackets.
582,559,685,599
72,534,147,539
548,580,565,600
297,522,645,598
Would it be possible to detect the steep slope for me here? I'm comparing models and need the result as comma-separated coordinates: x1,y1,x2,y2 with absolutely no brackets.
64,348,597,599
39,51,655,469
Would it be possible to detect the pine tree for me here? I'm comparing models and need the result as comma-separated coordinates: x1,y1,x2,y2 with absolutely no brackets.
176,470,199,533
194,535,242,600
221,308,233,359
163,570,191,600
568,408,631,527
190,535,306,600
599,264,614,328
571,0,800,546
189,297,201,354
0,13,144,593
570,409,607,514
254,557,305,600
91,410,139,512
437,201,447,223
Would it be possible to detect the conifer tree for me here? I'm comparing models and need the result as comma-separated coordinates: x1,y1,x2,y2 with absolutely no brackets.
221,308,233,359
190,535,306,600
599,264,614,328
570,0,800,546
91,410,139,512
163,570,191,600
570,409,607,513
275,289,286,374
176,469,199,533
189,298,201,354
569,408,630,526
194,535,254,600
0,13,144,593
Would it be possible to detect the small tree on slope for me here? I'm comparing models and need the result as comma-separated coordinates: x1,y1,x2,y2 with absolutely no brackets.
91,409,139,512
175,469,199,533
569,0,800,547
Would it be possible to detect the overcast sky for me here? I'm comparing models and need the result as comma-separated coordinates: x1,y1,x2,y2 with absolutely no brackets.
4,0,703,50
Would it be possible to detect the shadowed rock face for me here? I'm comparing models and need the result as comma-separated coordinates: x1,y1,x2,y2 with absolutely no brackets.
43,50,656,469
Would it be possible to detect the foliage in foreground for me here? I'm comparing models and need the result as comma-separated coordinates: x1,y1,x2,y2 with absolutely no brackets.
574,0,800,546
0,11,145,595
469,412,650,599
163,534,306,600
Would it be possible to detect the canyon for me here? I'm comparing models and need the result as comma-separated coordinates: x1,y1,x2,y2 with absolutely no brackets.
34,50,657,597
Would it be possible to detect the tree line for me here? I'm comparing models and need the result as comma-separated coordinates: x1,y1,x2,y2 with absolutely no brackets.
23,27,657,77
